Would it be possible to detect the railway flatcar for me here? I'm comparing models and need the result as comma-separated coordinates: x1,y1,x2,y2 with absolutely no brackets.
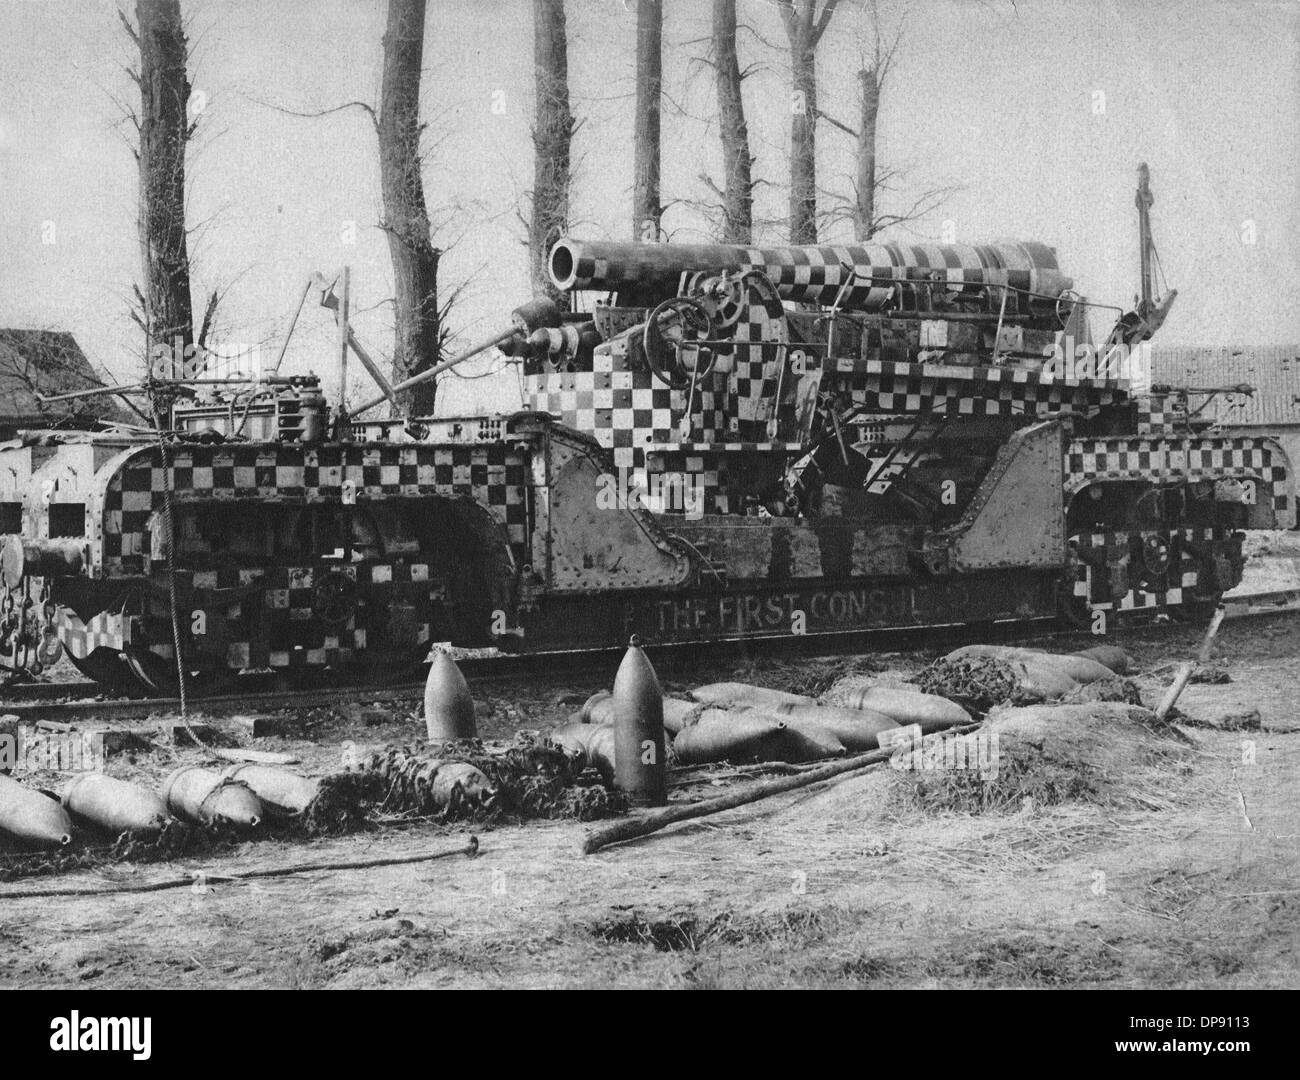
0,166,1291,694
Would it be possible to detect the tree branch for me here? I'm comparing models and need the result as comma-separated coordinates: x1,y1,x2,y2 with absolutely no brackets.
249,95,378,131
811,0,841,47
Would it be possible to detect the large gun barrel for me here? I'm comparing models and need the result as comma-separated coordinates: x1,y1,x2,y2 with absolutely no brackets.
549,238,1071,311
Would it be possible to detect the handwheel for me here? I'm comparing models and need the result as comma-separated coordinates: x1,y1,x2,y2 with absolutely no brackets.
643,296,717,388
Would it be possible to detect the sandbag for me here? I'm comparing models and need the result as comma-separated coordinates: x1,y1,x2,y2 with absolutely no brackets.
845,686,970,733
670,708,787,765
430,762,497,812
689,682,815,710
580,690,612,724
549,722,609,767
583,724,617,783
945,644,1110,685
662,698,705,736
777,716,847,761
1013,660,1086,701
943,644,1034,662
1073,645,1132,675
590,693,698,735
772,703,900,751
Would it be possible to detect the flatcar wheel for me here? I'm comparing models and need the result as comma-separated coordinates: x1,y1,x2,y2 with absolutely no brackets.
1055,581,1098,633
1176,593,1224,624
64,647,146,698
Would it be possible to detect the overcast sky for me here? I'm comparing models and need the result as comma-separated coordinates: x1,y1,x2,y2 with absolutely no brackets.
1,0,1296,414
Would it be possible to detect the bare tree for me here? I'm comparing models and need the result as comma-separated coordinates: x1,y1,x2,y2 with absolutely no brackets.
777,0,839,245
853,75,881,240
529,0,574,302
379,0,441,415
633,0,663,241
121,0,195,397
711,0,753,244
818,4,956,241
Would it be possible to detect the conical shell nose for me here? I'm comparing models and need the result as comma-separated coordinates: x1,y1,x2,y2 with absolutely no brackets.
612,641,662,705
424,650,477,741
611,640,666,807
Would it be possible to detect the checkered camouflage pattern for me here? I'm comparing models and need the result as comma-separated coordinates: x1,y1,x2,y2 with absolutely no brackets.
827,358,1127,417
99,441,531,573
1068,528,1227,613
57,608,130,659
1065,436,1292,521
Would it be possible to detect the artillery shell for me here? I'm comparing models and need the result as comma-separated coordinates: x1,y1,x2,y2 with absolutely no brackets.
0,774,73,849
612,640,667,806
163,766,264,831
61,773,170,837
221,764,320,817
424,650,477,741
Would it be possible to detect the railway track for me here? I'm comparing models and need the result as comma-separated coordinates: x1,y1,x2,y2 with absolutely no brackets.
1,592,1294,724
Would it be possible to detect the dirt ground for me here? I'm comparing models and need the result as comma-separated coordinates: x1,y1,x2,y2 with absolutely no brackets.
2,603,1298,989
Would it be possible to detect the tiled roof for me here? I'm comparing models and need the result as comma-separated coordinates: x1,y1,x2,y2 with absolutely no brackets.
1150,344,1300,427
0,329,124,421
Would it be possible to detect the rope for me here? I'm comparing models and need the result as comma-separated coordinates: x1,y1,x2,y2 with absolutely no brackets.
0,836,479,900
152,421,213,756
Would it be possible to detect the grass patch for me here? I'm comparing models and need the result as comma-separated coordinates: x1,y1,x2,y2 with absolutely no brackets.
589,907,829,953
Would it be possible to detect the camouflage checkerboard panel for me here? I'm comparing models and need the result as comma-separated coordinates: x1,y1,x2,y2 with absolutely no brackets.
1068,528,1227,613
828,358,1127,416
99,442,530,572
1066,435,1292,520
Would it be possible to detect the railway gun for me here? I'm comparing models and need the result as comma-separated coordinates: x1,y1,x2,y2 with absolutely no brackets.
0,165,1290,694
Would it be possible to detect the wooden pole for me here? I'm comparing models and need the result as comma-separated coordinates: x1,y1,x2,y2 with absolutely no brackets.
346,327,516,418
337,265,350,414
1154,604,1226,721
271,278,314,375
581,744,895,855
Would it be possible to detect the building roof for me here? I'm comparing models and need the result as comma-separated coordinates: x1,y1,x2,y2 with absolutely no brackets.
1150,343,1300,428
0,329,129,424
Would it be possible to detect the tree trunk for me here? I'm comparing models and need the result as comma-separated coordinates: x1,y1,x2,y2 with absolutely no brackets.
379,0,440,417
853,65,880,241
632,0,663,241
789,40,817,244
530,0,573,303
135,0,194,394
781,0,837,245
712,0,752,244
